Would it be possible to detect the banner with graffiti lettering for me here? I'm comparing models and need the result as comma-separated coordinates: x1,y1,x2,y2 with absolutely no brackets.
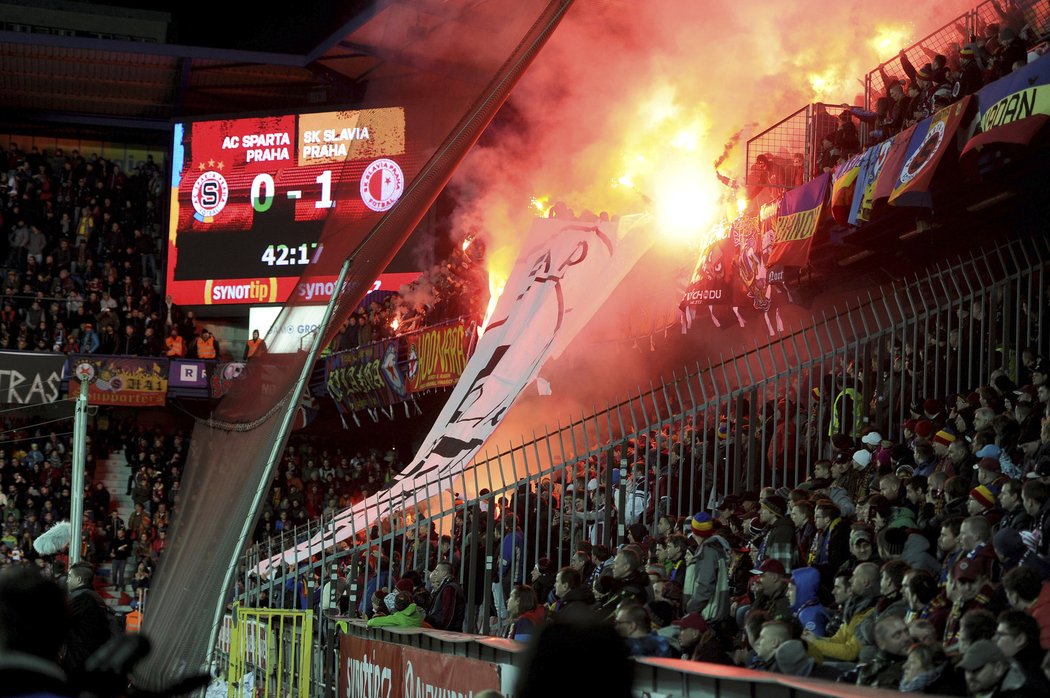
270,213,654,568
70,355,168,407
404,318,474,392
326,343,394,413
0,352,66,405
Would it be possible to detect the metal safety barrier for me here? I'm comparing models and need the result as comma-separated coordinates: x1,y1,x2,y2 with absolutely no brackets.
232,235,1049,690
225,606,314,698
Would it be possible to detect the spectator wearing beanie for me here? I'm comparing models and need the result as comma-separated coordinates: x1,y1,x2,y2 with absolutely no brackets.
975,456,1009,491
684,513,732,622
992,528,1027,575
757,495,796,572
943,556,1000,650
922,399,946,427
968,485,1003,526
914,419,936,440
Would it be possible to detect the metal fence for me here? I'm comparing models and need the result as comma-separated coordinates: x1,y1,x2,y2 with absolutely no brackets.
744,103,856,192
866,0,1050,111
232,235,1049,692
749,0,1050,195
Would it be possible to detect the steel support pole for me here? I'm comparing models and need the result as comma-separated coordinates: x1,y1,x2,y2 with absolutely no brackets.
69,378,89,565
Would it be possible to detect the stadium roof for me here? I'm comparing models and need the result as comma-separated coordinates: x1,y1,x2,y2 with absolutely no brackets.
0,0,494,134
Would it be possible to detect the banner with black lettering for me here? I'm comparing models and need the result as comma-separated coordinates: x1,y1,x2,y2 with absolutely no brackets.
962,52,1050,161
325,344,390,413
404,319,474,392
766,171,829,268
0,352,66,405
271,213,654,568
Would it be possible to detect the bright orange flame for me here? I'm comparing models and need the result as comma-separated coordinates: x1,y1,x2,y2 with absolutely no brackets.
390,317,400,331
530,195,549,213
461,235,473,251
869,24,911,61
479,271,506,338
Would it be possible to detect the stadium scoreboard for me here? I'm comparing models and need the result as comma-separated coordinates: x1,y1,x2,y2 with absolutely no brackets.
167,108,413,306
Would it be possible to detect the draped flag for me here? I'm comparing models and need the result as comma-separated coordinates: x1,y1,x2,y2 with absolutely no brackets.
848,139,893,225
962,52,1050,160
870,122,918,205
830,152,863,225
889,95,974,208
766,171,830,268
268,213,654,568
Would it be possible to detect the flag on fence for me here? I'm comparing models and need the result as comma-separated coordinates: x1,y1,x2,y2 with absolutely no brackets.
961,52,1050,160
830,152,863,225
766,171,830,268
889,95,974,208
849,139,893,225
870,122,918,205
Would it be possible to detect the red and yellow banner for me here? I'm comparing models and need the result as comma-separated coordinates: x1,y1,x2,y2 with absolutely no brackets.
71,355,168,407
405,320,472,392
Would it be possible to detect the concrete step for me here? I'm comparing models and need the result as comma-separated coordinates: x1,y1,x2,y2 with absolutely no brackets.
94,453,136,522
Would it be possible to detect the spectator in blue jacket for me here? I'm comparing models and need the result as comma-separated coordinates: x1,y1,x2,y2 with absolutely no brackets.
789,566,830,636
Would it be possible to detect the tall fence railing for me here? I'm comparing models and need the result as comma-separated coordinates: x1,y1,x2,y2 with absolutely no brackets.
231,235,1049,691
749,0,1050,196
863,0,1050,111
745,103,857,192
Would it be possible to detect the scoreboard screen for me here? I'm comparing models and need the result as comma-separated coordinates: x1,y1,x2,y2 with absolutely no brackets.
166,108,416,306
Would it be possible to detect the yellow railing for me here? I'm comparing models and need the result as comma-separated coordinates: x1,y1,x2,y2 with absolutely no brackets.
228,605,313,698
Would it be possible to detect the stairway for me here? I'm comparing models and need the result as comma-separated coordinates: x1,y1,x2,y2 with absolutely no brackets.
95,451,135,523
92,451,136,610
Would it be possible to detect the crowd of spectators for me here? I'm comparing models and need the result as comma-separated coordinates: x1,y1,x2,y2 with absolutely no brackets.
252,442,398,545
750,2,1049,190
0,420,191,600
257,298,1050,698
330,240,487,353
825,4,1046,175
0,143,172,355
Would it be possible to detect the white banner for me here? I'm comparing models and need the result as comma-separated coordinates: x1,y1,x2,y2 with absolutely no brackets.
265,213,653,572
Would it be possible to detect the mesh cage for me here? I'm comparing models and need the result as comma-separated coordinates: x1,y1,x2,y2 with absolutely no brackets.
975,0,1050,43
745,105,808,190
865,10,973,110
135,0,576,686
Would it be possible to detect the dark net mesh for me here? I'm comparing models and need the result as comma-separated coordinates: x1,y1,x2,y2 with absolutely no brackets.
135,0,575,685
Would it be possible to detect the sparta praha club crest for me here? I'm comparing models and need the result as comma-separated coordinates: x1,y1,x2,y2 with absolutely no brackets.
360,158,404,212
190,170,229,221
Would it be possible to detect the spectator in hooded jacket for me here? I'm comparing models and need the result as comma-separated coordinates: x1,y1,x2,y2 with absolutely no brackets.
789,566,829,636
